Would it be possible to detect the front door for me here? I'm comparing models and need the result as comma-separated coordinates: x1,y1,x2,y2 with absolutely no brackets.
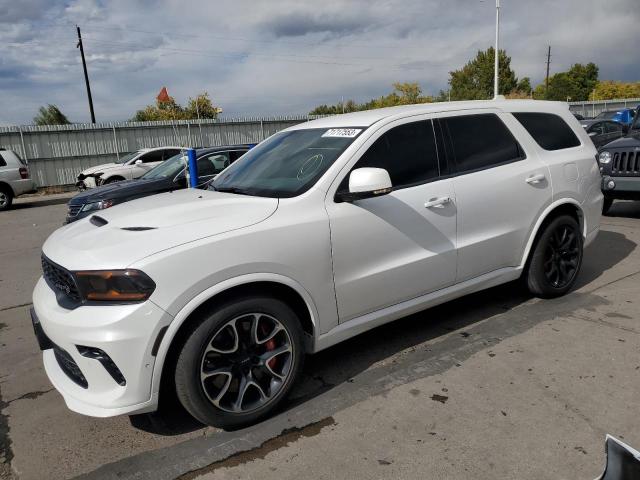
326,119,457,322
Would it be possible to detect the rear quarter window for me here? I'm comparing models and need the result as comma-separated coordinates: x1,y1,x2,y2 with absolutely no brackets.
513,112,581,151
0,154,6,167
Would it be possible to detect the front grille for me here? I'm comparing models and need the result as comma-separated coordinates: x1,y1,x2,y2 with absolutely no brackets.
41,255,81,305
53,346,88,388
612,150,640,176
67,204,83,217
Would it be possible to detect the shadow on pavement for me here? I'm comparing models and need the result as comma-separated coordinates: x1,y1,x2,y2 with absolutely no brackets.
606,200,640,219
129,225,636,436
11,196,72,209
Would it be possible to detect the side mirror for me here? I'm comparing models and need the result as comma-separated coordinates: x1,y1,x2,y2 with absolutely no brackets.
135,159,143,164
336,167,392,202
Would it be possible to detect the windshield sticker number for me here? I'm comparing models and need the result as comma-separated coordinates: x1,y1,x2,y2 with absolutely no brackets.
322,128,362,138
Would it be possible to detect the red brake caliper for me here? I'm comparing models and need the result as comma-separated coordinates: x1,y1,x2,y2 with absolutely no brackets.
261,323,277,370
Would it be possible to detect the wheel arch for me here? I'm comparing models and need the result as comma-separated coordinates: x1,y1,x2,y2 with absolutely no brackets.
520,198,585,268
151,274,319,399
0,181,14,195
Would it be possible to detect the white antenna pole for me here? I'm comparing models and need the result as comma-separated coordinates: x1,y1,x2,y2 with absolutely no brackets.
494,0,500,99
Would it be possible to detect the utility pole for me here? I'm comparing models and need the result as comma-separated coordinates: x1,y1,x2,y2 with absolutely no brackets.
545,45,551,98
493,0,500,99
76,25,96,123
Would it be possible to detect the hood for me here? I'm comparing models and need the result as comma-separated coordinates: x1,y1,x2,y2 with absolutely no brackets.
80,162,124,176
600,132,640,150
44,189,278,270
69,178,173,204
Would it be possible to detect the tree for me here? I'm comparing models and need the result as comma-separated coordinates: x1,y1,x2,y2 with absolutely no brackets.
185,92,223,119
591,80,640,100
309,83,433,115
33,105,71,125
447,47,518,100
132,91,221,121
533,62,599,101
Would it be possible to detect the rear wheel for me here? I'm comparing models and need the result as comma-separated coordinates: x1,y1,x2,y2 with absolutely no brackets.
602,198,613,215
174,296,304,429
525,215,583,298
0,186,13,211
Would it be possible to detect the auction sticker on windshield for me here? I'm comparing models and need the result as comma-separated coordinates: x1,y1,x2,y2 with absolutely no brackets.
322,128,362,138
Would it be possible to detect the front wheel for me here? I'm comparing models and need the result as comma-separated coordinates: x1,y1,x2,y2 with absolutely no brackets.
174,296,304,429
525,215,583,298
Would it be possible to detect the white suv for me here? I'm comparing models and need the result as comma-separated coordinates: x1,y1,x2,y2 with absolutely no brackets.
0,149,37,210
76,146,182,189
32,100,602,429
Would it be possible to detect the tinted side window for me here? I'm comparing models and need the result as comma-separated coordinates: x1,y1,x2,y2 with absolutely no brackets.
139,150,164,163
590,123,605,135
229,150,247,161
605,122,622,133
513,112,581,151
443,114,524,174
163,149,181,160
351,120,439,189
200,152,230,175
0,154,6,167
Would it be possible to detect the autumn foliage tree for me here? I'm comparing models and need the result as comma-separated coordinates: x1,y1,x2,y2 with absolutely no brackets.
133,91,222,121
591,81,640,100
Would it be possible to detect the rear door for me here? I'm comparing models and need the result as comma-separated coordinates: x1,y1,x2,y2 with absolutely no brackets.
327,118,457,321
440,112,551,282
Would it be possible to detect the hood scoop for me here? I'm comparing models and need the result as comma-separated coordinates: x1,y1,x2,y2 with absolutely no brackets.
90,215,108,227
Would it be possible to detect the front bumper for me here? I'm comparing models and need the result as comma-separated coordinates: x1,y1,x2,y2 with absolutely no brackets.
602,175,640,199
32,277,173,417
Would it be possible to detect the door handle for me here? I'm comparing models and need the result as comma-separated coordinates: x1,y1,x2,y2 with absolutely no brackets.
424,196,451,208
525,173,546,184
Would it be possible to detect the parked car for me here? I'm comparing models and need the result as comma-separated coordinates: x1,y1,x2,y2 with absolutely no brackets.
66,145,251,223
0,148,37,211
581,119,627,148
594,109,636,126
598,108,640,214
75,146,183,190
32,100,602,429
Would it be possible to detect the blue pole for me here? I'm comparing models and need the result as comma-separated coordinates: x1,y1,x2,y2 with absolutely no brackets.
186,148,198,188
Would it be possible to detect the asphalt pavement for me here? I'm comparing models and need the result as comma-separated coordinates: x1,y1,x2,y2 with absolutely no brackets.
1,194,640,479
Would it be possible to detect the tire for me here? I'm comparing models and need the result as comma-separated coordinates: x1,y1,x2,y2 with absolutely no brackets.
0,186,13,211
174,296,304,429
525,215,583,298
602,198,613,215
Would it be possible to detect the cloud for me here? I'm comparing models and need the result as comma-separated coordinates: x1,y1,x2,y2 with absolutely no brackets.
0,0,638,125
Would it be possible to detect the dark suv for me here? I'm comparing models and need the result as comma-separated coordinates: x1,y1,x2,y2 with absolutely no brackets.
599,109,640,214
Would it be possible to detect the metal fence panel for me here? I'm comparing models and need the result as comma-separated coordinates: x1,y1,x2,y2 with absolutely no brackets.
0,116,313,187
568,98,640,119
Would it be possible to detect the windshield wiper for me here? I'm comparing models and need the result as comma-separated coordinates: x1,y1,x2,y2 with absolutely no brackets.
212,186,253,196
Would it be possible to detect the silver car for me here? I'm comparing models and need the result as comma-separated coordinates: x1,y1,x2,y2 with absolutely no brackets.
0,149,37,210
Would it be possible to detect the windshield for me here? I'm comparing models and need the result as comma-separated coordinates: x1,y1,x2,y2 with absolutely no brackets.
115,151,140,164
141,153,186,179
210,128,364,198
596,111,618,120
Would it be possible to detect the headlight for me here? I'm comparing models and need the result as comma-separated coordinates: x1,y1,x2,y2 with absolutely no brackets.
74,270,156,302
598,151,612,164
81,199,114,212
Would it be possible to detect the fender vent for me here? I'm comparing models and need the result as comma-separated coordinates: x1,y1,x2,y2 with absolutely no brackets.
121,226,157,231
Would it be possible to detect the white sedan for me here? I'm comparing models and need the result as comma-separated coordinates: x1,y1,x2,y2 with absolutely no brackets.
75,146,182,189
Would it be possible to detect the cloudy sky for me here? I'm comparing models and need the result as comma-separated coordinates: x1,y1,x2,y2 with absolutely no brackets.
0,0,638,125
